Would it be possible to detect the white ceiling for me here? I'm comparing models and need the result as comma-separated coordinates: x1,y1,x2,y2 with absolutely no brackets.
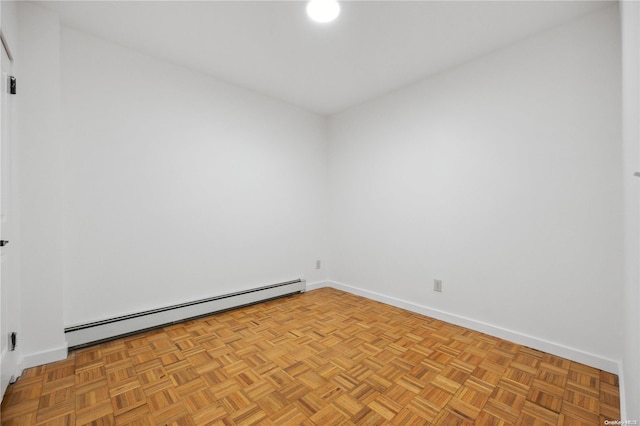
36,0,614,115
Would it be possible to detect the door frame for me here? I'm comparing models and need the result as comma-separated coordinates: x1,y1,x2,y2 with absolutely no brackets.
0,27,19,399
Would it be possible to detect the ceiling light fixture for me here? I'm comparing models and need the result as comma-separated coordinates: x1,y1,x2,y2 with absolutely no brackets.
306,0,340,24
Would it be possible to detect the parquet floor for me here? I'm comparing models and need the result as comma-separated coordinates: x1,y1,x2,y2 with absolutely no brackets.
1,288,620,425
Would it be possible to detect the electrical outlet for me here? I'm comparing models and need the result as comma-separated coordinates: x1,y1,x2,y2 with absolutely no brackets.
315,260,321,269
434,279,442,292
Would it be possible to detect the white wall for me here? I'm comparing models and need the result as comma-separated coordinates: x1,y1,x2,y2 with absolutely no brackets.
1,0,17,52
328,6,623,369
60,28,328,326
621,1,640,419
15,3,67,367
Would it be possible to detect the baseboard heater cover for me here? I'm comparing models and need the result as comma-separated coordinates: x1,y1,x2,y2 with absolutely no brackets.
65,279,305,349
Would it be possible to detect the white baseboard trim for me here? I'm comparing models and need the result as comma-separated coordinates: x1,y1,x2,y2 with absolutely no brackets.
314,280,620,375
20,345,68,371
306,280,331,291
618,361,628,421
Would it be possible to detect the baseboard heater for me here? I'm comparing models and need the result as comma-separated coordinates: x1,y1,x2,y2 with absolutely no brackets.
65,279,305,350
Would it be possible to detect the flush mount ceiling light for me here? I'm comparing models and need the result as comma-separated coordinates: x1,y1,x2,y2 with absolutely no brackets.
306,0,340,23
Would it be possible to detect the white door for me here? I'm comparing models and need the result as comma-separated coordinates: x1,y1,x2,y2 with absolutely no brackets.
0,36,16,397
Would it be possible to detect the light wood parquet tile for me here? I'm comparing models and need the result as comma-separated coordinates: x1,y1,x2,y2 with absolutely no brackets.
0,288,621,425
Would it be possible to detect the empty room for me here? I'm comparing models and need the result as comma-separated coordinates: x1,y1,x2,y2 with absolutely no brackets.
0,0,638,424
